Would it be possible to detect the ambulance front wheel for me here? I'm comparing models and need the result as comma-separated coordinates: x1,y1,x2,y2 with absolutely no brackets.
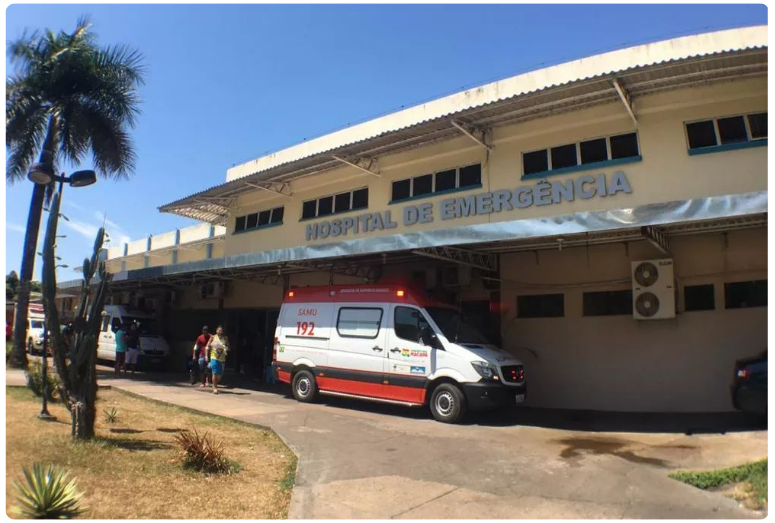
292,369,318,403
430,383,466,423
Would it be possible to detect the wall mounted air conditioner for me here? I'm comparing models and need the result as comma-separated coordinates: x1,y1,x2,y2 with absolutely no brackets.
631,259,676,320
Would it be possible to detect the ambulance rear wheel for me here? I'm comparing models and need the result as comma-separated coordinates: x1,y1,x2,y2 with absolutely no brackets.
430,383,466,423
292,370,318,403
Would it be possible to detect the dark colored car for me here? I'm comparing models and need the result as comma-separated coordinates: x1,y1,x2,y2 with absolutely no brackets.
731,353,767,415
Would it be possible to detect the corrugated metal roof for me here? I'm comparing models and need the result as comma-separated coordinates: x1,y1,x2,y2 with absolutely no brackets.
160,26,767,224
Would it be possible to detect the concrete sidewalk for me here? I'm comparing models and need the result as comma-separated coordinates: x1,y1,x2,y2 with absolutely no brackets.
6,369,766,519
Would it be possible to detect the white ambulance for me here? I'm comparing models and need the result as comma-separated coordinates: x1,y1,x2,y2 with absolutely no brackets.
271,283,526,423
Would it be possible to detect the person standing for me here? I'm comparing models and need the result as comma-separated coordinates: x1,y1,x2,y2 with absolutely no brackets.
125,323,140,376
206,326,229,394
114,323,128,377
192,326,212,387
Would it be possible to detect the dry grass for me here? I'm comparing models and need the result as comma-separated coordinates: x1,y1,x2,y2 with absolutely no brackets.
6,386,296,519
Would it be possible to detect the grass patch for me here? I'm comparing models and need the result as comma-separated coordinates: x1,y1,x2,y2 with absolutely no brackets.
670,459,767,510
6,386,296,518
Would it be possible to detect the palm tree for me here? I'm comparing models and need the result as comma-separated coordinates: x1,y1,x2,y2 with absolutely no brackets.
6,17,145,368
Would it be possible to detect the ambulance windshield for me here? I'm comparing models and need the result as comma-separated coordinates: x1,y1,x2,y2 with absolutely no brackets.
426,307,491,345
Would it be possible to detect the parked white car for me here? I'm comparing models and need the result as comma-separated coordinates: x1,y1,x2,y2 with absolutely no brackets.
26,316,46,354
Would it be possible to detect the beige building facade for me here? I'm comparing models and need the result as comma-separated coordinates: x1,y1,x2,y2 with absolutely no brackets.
98,26,767,412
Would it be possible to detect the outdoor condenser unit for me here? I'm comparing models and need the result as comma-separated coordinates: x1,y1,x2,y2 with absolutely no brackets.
631,259,676,320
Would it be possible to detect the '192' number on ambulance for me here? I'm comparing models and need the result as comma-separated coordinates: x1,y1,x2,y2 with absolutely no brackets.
296,322,316,336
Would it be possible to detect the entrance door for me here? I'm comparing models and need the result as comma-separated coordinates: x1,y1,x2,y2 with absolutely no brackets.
385,305,434,404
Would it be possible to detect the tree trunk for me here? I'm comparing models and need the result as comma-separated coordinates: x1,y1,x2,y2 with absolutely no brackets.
71,399,95,440
10,183,46,368
10,116,58,369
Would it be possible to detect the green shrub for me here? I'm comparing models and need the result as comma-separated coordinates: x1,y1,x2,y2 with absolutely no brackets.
25,362,61,401
12,463,85,519
669,460,767,490
174,428,237,474
103,407,118,423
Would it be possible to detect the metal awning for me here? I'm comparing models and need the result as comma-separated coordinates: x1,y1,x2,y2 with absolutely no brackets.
159,26,767,225
113,191,767,290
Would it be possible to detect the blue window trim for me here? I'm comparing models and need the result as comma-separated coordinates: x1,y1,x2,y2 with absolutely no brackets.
299,206,369,222
389,183,483,205
521,156,642,181
688,139,767,156
232,221,283,235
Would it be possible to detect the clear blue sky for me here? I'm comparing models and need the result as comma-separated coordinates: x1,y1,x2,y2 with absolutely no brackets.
4,4,767,281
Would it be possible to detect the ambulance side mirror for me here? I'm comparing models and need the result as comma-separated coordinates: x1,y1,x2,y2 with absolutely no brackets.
427,332,444,351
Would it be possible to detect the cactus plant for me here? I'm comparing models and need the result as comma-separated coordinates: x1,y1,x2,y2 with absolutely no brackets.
12,463,85,519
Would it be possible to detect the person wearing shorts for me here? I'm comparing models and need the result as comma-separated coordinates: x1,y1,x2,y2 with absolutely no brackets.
125,323,140,375
192,326,212,387
207,326,229,394
114,324,128,377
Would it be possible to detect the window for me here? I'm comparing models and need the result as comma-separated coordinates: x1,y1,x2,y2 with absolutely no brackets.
394,306,433,344
748,113,767,139
435,169,456,192
583,290,633,316
717,116,747,144
101,316,111,332
318,196,333,217
523,150,549,175
684,284,715,312
337,307,383,338
270,207,284,224
459,164,482,187
301,188,369,220
523,132,640,177
234,206,285,233
724,280,767,309
392,179,411,201
551,144,578,169
391,163,482,202
517,294,564,318
334,192,351,214
580,138,608,164
609,133,639,159
413,174,433,197
686,112,768,152
246,213,258,229
302,200,317,220
352,188,369,210
686,121,718,149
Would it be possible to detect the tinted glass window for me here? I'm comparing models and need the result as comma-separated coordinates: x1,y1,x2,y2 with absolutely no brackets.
523,150,548,175
725,280,767,309
270,207,284,224
684,284,715,311
580,138,608,164
413,174,433,197
352,188,368,210
517,294,564,318
337,307,383,338
583,290,633,316
717,116,748,144
317,196,333,217
435,169,456,192
245,213,258,229
459,164,482,187
748,113,767,139
551,144,578,169
394,306,433,344
334,192,351,214
302,200,317,220
234,216,246,232
392,179,411,201
609,133,639,159
686,121,718,149
257,210,270,226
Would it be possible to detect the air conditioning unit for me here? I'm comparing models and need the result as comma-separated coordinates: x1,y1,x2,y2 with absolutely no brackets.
441,266,472,287
200,282,225,299
631,259,676,320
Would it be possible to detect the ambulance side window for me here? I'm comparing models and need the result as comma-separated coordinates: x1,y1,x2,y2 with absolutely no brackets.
394,306,432,345
101,316,111,333
336,307,383,339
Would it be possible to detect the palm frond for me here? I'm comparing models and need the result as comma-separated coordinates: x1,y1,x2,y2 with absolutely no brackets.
83,105,136,178
6,110,48,182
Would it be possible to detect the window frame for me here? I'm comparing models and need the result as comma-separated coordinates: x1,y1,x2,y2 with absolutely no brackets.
582,289,634,317
522,131,641,179
390,163,482,204
516,293,565,319
683,283,716,312
336,307,384,339
233,206,285,234
724,280,767,310
684,111,768,156
300,187,370,221
393,305,433,344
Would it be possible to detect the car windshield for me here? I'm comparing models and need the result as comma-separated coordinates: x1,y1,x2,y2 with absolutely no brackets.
123,317,160,336
425,307,491,345
30,320,44,329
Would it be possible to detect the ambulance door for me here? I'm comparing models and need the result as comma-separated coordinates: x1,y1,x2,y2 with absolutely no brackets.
280,302,334,368
385,305,434,404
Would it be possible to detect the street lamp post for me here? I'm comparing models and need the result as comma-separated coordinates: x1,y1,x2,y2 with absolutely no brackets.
28,164,97,422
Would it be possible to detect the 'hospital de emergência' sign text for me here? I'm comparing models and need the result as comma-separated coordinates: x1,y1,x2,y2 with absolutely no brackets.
305,171,632,241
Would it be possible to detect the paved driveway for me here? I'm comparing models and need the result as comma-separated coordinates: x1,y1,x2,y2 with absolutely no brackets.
8,369,766,518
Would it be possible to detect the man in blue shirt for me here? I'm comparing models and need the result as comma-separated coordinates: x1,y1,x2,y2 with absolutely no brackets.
115,324,128,377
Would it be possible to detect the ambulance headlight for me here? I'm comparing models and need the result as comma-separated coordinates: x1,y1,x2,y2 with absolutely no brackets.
471,361,499,381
